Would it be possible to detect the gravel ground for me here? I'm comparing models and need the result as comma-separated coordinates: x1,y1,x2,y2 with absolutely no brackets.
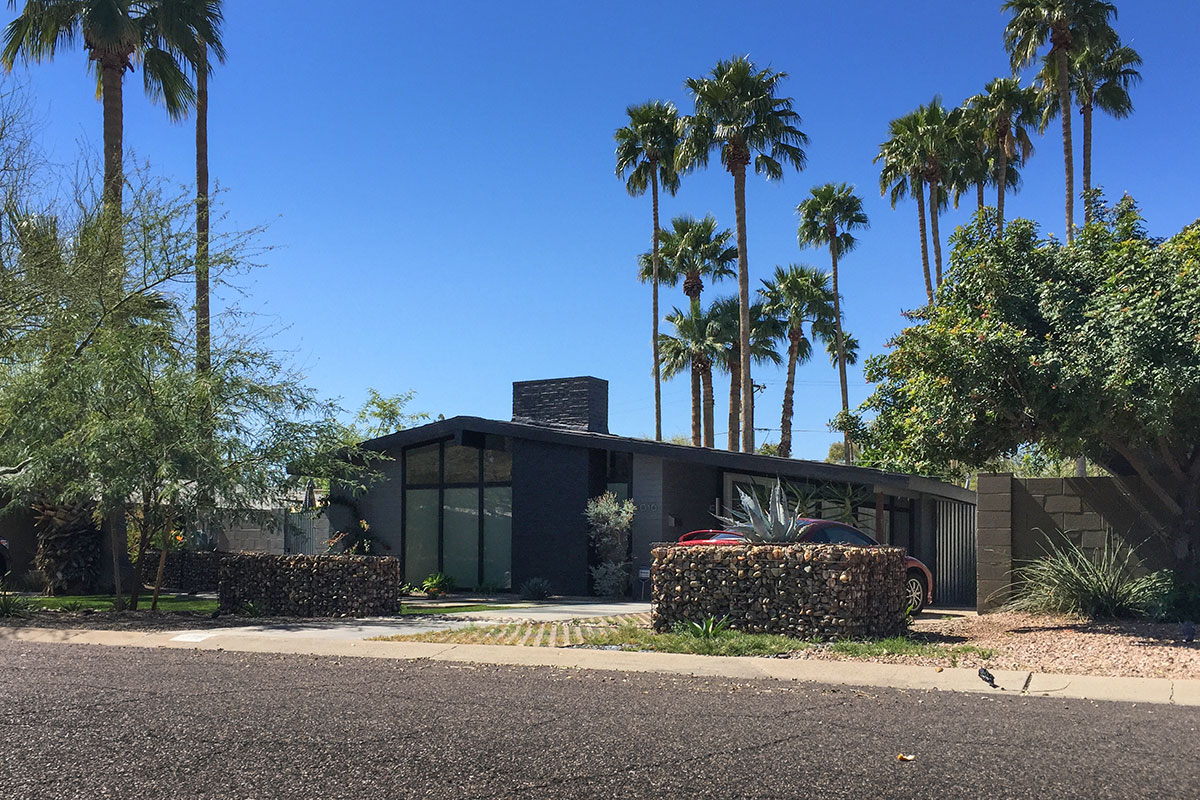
790,611,1200,679
1,640,1197,799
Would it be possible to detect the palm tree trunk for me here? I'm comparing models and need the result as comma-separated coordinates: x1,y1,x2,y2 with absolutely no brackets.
690,363,701,446
196,43,211,375
829,229,851,465
976,181,985,211
727,346,740,451
1081,103,1093,226
997,146,1008,234
928,178,943,286
732,162,753,453
99,55,124,215
701,364,715,449
1055,47,1075,244
778,333,800,459
915,179,933,305
651,168,662,441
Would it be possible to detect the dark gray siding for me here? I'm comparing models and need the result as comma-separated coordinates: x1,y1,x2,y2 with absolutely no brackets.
661,460,723,539
356,459,404,558
510,439,591,595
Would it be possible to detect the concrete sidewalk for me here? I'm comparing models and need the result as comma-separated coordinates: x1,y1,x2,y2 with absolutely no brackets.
4,624,1196,708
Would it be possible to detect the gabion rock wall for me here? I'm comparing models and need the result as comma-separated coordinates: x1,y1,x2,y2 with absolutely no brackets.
142,550,222,593
218,553,403,617
652,544,907,639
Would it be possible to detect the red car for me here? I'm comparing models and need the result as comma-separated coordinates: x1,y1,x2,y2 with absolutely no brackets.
676,520,934,613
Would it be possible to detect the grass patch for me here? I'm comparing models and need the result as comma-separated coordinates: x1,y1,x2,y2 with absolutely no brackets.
398,604,511,616
586,623,807,657
829,636,995,664
34,595,218,614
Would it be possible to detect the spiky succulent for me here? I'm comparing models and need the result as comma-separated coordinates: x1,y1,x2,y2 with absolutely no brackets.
714,479,805,542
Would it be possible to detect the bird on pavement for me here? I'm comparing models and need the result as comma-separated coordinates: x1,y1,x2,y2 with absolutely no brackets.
978,667,998,688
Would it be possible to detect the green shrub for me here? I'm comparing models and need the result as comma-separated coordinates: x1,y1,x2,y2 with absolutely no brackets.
713,478,805,542
1150,576,1200,622
586,492,634,598
422,572,454,597
0,583,34,618
1005,533,1172,619
589,562,629,599
519,577,551,601
675,615,731,639
397,582,417,597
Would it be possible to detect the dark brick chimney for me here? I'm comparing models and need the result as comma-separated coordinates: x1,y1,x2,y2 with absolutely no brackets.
512,377,609,433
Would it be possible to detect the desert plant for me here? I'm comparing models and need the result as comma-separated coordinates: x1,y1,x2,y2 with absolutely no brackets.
520,577,552,601
586,492,635,598
1005,532,1171,618
57,599,87,614
714,478,804,542
677,615,732,639
0,582,34,617
422,572,454,597
589,562,630,599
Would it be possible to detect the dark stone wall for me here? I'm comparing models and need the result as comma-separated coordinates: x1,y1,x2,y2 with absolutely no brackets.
218,553,402,617
512,377,608,433
510,438,591,595
141,550,221,592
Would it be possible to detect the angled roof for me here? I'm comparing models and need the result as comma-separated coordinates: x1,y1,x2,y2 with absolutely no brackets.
360,416,975,503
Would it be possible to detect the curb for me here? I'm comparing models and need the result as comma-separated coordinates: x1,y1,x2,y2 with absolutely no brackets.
3,624,1195,707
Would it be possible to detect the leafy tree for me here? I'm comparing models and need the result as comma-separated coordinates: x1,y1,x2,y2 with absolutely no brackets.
851,200,1200,578
1004,0,1118,243
967,77,1040,233
678,56,808,453
710,297,782,451
659,305,723,447
616,100,681,442
759,265,836,458
796,183,867,464
353,389,428,439
1039,37,1141,225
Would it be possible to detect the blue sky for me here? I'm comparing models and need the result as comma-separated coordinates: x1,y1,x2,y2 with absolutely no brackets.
7,1,1197,458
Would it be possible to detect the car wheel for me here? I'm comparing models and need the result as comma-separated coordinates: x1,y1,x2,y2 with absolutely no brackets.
905,571,927,615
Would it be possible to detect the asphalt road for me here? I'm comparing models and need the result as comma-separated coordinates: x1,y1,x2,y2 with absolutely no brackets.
0,641,1196,799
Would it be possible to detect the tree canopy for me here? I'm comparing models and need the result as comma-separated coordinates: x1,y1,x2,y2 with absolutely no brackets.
850,200,1200,570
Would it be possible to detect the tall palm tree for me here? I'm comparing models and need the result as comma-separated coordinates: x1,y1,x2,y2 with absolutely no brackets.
660,305,723,448
876,111,936,305
759,265,837,459
949,102,992,213
1004,0,1118,243
913,99,959,286
3,1,217,216
968,77,1039,233
796,183,868,465
710,297,783,452
616,100,681,442
678,56,807,454
1040,39,1140,225
639,215,735,312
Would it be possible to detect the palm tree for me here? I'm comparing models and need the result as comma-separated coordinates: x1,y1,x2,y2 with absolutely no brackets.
876,111,936,305
678,56,808,454
759,265,837,459
3,1,217,216
660,305,723,448
968,77,1039,233
616,100,681,442
710,297,783,451
796,183,868,465
913,99,959,285
1040,39,1140,225
639,215,736,312
1004,0,1118,243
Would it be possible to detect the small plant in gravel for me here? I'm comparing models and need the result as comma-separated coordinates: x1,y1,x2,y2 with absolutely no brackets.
520,577,552,601
422,572,454,597
676,615,732,639
1005,533,1172,619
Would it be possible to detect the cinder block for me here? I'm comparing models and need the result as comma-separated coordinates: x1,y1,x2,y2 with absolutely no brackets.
976,492,1012,512
1022,478,1065,494
977,579,1013,610
1043,494,1082,513
975,474,1012,493
1063,512,1103,532
977,527,1012,547
977,510,1011,530
1081,529,1109,550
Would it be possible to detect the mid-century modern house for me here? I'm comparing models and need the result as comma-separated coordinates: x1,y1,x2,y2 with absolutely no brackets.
339,377,980,605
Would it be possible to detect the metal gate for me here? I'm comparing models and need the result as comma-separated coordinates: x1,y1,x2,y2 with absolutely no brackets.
934,499,976,607
284,510,320,555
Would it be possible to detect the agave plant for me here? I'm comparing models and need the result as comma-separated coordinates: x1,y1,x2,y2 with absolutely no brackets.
714,479,805,542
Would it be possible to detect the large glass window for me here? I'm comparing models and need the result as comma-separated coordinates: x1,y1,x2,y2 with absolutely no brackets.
402,438,512,590
404,488,439,583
